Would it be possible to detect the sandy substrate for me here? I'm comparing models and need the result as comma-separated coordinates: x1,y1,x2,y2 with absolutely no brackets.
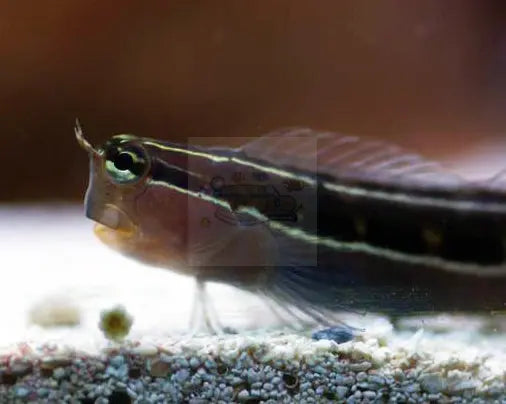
0,203,504,402
0,326,504,403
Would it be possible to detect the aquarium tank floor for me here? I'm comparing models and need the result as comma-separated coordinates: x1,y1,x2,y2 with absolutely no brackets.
0,205,504,403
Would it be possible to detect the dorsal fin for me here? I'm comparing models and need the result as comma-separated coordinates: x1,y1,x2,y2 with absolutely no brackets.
240,127,466,190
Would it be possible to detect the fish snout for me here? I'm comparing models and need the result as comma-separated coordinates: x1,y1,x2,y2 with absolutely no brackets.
86,202,136,234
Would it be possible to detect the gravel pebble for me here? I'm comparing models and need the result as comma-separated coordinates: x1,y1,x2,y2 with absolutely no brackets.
0,332,501,403
13,385,29,397
52,367,66,380
131,344,158,357
349,361,372,372
419,372,445,394
312,327,354,343
109,355,125,368
189,357,200,369
336,385,349,399
237,389,249,401
149,359,171,378
10,361,32,378
363,390,376,399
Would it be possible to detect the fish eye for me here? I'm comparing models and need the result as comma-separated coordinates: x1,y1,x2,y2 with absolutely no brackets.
105,145,149,184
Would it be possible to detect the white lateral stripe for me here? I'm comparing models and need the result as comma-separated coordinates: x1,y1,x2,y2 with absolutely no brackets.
323,181,506,213
144,141,230,162
149,177,506,277
238,207,506,277
143,139,506,214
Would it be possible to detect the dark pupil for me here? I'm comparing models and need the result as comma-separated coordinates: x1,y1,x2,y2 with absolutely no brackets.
113,152,134,171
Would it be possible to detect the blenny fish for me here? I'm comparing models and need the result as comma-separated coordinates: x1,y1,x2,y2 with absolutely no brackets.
76,121,506,329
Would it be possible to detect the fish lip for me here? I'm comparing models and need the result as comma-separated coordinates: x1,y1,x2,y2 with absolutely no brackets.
87,203,136,235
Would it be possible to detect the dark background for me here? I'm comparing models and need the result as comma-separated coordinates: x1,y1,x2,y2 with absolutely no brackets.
1,0,506,201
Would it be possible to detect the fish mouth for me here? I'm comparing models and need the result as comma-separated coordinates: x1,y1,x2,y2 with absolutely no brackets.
88,204,136,237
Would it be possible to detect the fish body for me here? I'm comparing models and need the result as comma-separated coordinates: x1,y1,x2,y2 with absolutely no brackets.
78,125,506,322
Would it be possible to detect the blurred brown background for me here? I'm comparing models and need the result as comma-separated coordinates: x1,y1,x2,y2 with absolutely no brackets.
1,0,505,201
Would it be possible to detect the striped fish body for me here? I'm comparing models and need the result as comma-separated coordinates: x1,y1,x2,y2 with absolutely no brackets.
81,128,506,319
312,177,506,315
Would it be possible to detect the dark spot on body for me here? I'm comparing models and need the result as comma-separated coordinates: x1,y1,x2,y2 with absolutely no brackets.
354,216,367,238
422,227,443,253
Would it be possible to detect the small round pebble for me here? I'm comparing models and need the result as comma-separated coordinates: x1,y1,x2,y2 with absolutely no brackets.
237,389,250,401
99,305,133,342
52,367,66,379
14,385,30,398
189,357,200,368
312,326,354,343
149,359,171,378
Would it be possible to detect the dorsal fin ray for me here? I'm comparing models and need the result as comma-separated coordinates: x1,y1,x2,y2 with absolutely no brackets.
240,127,466,190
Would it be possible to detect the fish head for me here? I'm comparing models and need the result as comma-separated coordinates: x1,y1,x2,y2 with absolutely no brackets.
84,135,146,233
79,130,198,270
77,125,263,273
